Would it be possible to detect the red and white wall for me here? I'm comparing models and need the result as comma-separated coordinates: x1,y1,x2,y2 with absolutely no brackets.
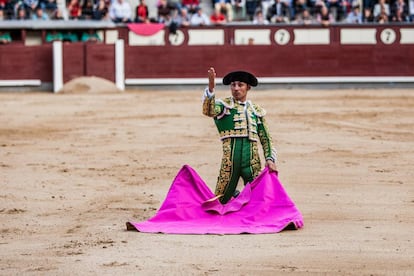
1,24,413,92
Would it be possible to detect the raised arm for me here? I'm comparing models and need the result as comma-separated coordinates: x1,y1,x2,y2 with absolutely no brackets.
208,67,216,92
202,67,223,117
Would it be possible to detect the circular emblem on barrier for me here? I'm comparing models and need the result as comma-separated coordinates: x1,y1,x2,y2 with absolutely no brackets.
380,28,396,44
169,30,185,46
274,29,290,45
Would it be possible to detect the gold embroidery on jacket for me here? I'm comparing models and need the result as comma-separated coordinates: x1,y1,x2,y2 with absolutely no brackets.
250,141,261,179
202,96,216,117
219,129,259,141
215,138,232,196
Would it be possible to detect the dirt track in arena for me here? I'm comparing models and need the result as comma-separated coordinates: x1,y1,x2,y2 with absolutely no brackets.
0,87,413,275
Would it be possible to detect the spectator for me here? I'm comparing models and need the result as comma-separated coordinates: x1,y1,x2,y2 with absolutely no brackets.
168,8,180,32
376,6,389,22
174,7,191,26
326,0,344,21
181,0,199,14
363,6,375,22
81,0,94,19
232,0,246,21
373,0,390,20
109,0,132,23
190,6,210,25
62,31,78,42
2,0,14,19
346,4,362,23
135,0,149,23
168,8,191,30
40,0,57,13
261,0,272,20
0,8,5,20
245,0,259,20
81,29,101,42
293,7,314,24
0,31,12,44
92,0,109,20
307,0,318,14
157,0,171,23
267,0,291,23
46,30,63,42
168,0,182,11
390,0,409,21
341,0,353,17
282,0,295,20
409,0,414,21
0,0,9,18
51,7,64,19
252,9,269,24
15,7,29,19
32,5,49,19
311,0,326,15
210,7,227,24
317,5,334,26
68,0,82,19
365,0,377,11
214,0,233,22
294,0,308,18
23,0,39,17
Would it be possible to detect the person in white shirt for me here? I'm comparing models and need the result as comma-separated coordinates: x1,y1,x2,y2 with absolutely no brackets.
109,0,132,23
190,6,210,26
409,0,414,21
373,0,390,19
346,5,362,23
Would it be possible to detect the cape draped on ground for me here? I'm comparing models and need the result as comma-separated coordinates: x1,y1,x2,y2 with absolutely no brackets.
126,165,303,234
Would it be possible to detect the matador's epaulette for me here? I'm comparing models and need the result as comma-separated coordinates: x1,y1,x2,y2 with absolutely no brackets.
251,103,266,117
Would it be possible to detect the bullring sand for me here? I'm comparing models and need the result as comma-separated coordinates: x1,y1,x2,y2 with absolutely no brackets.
0,87,413,274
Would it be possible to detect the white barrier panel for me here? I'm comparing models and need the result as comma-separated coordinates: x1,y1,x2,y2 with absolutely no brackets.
129,31,165,46
105,30,119,44
53,41,63,93
341,29,377,44
400,29,414,44
125,78,209,85
115,39,125,91
293,29,330,45
0,80,41,86
234,29,271,45
125,76,414,85
188,30,224,45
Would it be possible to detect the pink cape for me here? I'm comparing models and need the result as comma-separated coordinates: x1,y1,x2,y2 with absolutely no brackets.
126,165,304,234
127,23,165,36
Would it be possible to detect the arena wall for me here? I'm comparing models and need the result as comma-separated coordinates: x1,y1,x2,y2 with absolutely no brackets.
0,21,413,91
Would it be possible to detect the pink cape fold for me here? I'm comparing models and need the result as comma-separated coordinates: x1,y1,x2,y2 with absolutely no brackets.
126,165,304,234
127,23,165,36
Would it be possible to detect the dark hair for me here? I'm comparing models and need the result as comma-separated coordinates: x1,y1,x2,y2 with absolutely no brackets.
169,21,177,34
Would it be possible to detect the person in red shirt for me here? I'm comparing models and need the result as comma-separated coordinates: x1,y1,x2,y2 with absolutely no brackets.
181,0,199,14
68,0,82,19
210,9,226,25
135,0,149,23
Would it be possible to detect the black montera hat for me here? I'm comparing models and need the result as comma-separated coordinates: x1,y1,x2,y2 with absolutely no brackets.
222,71,258,87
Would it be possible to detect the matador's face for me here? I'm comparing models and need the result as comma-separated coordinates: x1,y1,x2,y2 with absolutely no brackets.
230,81,250,102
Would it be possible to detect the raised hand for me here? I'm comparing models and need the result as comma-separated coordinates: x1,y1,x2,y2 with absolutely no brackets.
208,67,216,92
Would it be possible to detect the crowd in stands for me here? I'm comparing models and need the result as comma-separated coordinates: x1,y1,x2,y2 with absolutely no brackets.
0,0,413,44
0,0,412,24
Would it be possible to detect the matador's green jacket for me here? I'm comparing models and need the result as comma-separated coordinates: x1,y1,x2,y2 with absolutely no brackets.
202,89,277,203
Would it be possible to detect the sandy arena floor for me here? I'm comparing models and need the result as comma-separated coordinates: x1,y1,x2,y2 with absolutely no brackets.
0,87,413,275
